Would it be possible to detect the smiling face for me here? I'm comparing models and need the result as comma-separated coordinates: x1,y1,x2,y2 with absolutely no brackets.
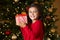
28,7,40,21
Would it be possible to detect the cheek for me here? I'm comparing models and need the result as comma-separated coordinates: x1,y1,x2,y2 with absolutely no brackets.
28,13,32,17
34,13,38,17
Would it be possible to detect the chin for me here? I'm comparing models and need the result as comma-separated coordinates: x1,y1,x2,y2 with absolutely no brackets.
31,18,37,20
30,17,37,20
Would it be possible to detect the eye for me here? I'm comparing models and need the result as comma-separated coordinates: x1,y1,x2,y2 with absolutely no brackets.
33,10,38,13
29,11,32,13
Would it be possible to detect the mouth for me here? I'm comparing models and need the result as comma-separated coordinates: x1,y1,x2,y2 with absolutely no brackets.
31,15,35,17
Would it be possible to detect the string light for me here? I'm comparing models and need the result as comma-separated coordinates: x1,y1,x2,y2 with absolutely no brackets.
7,8,10,12
14,0,19,3
12,34,17,40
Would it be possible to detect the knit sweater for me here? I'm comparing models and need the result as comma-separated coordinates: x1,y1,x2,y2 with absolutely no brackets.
20,20,44,40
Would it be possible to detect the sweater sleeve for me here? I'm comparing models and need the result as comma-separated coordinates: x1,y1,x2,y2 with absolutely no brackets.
20,20,44,40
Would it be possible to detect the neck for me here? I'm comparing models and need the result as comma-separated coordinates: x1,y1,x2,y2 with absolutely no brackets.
32,20,37,23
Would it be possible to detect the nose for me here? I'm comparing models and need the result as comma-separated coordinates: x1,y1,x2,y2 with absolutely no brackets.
31,12,34,15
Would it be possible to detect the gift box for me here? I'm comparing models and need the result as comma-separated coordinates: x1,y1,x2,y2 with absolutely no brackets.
15,12,27,26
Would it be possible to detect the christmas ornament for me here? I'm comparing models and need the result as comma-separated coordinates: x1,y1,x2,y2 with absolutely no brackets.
16,32,21,36
1,13,4,15
7,18,10,20
13,2,15,4
49,33,52,37
46,15,51,20
15,8,18,13
34,1,38,4
5,30,11,35
47,37,51,40
53,18,55,21
14,0,19,3
48,8,53,12
17,7,19,9
22,8,24,11
12,34,17,40
43,9,46,13
51,28,56,33
40,2,44,5
19,2,22,4
2,33,5,35
44,23,46,26
5,23,7,26
57,34,59,38
6,25,9,27
17,34,19,37
33,0,39,4
25,2,28,5
51,5,54,9
5,36,8,38
45,6,48,9
26,6,29,11
0,31,2,33
15,12,27,26
13,12,16,15
7,8,10,12
9,39,11,40
52,33,54,35
48,24,50,26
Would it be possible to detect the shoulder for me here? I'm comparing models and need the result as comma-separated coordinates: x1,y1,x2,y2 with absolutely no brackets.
36,20,43,24
31,20,43,26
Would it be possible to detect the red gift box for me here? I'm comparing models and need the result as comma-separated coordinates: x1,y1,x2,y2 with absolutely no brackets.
15,12,27,26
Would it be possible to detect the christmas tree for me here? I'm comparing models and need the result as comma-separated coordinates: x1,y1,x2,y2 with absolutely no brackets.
0,0,60,40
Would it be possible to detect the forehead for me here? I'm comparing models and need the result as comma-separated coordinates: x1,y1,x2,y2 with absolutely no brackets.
29,7,38,11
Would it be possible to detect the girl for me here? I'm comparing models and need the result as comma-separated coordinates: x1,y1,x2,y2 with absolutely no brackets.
19,4,44,40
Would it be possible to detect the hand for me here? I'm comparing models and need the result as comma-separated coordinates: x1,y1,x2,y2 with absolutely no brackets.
19,21,26,28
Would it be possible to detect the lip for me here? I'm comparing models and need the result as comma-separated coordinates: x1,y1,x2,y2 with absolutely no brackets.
31,15,35,18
